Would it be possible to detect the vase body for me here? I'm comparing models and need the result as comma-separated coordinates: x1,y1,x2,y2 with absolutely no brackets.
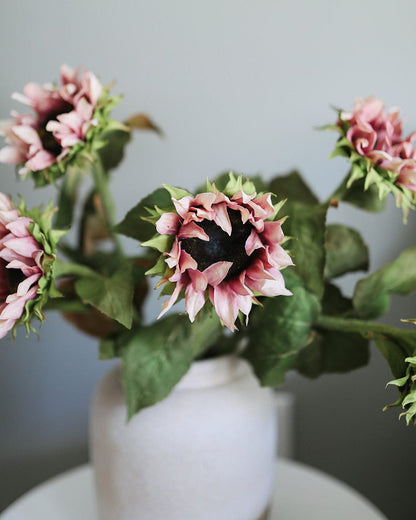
90,355,278,520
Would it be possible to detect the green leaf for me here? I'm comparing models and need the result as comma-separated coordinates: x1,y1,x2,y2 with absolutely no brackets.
269,171,319,205
115,187,173,242
282,202,328,299
353,248,416,318
121,315,195,418
297,283,369,378
74,262,134,329
324,224,369,280
53,259,97,279
244,272,321,386
297,329,369,379
374,332,415,379
332,176,386,212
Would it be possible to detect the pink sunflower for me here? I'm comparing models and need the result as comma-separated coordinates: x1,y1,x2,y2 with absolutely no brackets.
148,183,293,331
0,65,102,175
0,193,44,338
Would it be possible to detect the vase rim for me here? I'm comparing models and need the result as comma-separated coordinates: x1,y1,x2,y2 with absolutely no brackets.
175,354,250,391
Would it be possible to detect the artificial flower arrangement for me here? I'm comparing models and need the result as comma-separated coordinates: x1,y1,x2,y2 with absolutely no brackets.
1,66,416,423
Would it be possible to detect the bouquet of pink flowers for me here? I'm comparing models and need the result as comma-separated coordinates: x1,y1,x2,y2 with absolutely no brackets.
1,67,415,422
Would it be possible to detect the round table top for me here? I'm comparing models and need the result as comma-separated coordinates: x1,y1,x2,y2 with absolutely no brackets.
1,459,387,520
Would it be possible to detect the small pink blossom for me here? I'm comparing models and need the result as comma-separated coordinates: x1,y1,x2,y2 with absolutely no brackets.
154,188,293,331
339,97,416,199
0,193,44,339
341,97,404,162
0,65,103,175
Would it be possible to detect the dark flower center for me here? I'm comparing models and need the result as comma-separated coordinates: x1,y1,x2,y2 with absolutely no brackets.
179,209,253,279
38,103,73,157
0,260,25,302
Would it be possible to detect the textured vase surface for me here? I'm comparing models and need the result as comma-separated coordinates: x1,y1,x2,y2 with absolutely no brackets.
90,354,278,520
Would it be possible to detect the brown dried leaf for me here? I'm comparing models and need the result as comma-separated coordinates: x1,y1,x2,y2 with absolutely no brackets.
126,113,163,135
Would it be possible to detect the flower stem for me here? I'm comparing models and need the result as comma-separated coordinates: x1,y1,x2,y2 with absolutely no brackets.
91,156,124,256
324,171,351,206
316,314,407,338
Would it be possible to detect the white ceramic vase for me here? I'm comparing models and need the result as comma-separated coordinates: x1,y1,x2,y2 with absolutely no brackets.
90,355,278,520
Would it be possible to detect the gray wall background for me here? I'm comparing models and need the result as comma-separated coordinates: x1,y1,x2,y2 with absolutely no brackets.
1,1,416,518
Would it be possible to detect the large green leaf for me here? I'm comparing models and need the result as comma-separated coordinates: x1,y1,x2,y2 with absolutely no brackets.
297,283,369,378
269,171,319,205
74,261,134,329
353,248,416,318
324,224,369,280
244,272,321,386
374,334,410,380
96,127,131,171
343,178,387,212
282,202,328,299
121,311,221,418
297,329,369,379
115,187,173,242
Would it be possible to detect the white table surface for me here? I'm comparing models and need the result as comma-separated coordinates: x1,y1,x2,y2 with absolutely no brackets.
1,459,387,520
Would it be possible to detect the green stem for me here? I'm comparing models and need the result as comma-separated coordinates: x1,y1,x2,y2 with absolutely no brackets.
91,157,124,256
324,170,351,206
316,314,410,338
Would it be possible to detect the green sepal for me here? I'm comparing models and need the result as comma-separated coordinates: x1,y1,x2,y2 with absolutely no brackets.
384,353,416,425
162,184,193,200
141,233,174,253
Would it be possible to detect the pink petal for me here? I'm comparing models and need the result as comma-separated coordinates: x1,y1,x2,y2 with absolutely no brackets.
261,221,284,244
76,97,94,121
185,285,205,322
179,250,198,272
158,279,185,319
25,150,56,171
173,196,192,217
245,228,264,255
12,125,42,147
246,266,292,297
0,193,14,212
156,213,181,235
188,269,208,292
11,92,32,107
248,193,274,218
56,110,83,132
2,286,37,319
2,236,40,258
210,284,238,331
203,261,232,286
213,202,232,235
264,244,294,269
0,318,16,339
6,217,32,238
82,71,102,107
16,273,41,296
0,146,26,164
178,221,209,241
